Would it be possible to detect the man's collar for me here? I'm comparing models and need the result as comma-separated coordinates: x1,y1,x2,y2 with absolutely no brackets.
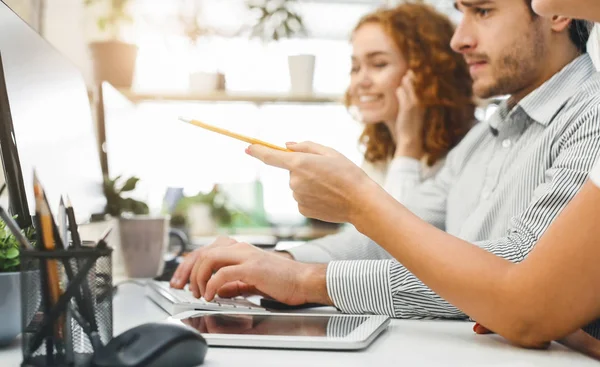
516,54,596,126
487,54,596,132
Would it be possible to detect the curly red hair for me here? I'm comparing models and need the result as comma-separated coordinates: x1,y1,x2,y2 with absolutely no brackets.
350,4,475,166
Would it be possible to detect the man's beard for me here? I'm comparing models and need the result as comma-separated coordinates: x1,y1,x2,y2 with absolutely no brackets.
474,24,546,99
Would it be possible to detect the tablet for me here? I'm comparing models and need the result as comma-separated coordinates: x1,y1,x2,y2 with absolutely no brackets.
167,311,390,350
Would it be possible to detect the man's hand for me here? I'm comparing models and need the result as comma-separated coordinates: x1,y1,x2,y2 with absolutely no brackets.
170,236,238,290
172,238,333,306
274,251,294,260
246,141,378,224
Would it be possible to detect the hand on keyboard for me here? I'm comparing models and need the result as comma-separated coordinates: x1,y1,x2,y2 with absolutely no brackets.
152,280,265,312
170,237,267,300
170,236,238,289
168,238,333,307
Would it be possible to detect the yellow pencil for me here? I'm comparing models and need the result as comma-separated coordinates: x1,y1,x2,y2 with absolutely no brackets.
34,173,64,339
179,117,292,152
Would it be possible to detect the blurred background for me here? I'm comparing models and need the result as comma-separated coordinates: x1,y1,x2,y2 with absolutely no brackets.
3,0,596,241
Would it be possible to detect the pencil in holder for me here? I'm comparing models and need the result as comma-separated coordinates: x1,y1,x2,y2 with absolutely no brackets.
20,247,113,367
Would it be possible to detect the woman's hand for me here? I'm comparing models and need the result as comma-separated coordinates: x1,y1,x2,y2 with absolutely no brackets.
473,323,551,349
394,70,426,159
246,141,379,224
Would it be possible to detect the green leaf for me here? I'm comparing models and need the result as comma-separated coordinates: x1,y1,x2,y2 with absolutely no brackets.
103,175,121,192
98,17,108,32
5,258,19,267
121,198,149,215
120,177,140,192
104,175,148,217
5,247,18,259
132,201,150,215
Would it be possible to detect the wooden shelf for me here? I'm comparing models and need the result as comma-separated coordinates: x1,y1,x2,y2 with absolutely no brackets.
117,89,343,105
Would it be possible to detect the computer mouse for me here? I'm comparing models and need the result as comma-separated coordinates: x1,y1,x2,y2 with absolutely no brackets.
92,322,207,367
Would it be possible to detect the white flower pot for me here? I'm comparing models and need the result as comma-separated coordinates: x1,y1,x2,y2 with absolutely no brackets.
189,71,224,93
115,217,169,278
188,203,216,237
288,54,315,96
0,272,20,346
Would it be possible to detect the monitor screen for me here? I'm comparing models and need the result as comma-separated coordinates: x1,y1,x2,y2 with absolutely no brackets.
0,2,105,224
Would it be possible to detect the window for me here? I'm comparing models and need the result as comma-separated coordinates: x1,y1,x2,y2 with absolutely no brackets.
105,0,461,225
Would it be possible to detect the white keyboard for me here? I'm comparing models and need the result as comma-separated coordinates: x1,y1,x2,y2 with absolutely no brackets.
146,280,267,315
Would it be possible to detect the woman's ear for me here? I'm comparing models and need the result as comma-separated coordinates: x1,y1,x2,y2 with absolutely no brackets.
550,16,573,33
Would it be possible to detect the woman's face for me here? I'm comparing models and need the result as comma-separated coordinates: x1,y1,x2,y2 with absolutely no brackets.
348,23,408,125
532,0,600,23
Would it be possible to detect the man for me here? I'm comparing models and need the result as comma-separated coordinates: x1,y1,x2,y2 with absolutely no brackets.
171,0,599,319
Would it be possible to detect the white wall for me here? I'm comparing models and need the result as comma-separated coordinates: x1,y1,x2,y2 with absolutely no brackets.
42,0,93,85
2,0,93,85
3,0,32,21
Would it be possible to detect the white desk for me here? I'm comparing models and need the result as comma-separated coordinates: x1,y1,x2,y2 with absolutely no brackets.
2,283,598,367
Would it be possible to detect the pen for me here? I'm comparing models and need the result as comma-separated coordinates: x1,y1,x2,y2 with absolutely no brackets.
64,196,81,248
96,226,113,249
0,184,31,248
179,117,291,152
65,196,101,334
58,197,68,249
0,205,33,250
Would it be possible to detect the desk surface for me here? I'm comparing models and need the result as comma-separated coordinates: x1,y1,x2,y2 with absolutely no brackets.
2,283,598,367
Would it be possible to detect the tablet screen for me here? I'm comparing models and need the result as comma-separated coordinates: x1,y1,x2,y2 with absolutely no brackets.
180,313,369,338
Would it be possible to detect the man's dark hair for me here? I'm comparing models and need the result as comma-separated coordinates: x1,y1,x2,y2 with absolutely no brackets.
569,19,592,53
526,0,591,53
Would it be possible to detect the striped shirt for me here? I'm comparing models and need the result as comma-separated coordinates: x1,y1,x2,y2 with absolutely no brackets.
290,54,600,319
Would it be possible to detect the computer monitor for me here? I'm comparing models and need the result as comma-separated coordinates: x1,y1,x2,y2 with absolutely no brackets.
0,2,105,226
0,53,30,228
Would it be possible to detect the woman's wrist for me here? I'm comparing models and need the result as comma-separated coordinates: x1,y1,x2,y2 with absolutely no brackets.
348,178,387,230
395,140,425,159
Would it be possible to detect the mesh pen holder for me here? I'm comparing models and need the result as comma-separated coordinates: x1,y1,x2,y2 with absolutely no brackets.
20,247,113,367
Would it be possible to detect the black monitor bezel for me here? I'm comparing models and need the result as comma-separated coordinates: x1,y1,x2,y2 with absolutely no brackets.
0,52,32,229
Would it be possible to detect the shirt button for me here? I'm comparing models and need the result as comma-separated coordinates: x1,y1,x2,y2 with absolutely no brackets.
482,191,490,199
502,139,512,148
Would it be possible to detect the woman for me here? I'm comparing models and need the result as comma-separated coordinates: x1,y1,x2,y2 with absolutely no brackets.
346,4,474,191
248,0,600,351
169,3,475,278
278,3,474,263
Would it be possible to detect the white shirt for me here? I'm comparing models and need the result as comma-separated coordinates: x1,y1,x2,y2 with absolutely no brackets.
589,159,600,188
286,155,443,264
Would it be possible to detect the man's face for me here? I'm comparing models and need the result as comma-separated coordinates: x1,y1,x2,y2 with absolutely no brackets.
451,0,548,99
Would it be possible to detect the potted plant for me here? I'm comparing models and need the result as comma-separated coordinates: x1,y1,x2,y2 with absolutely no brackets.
103,175,149,218
85,0,137,88
177,1,224,93
0,219,33,346
102,175,168,278
171,185,237,237
246,0,314,95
